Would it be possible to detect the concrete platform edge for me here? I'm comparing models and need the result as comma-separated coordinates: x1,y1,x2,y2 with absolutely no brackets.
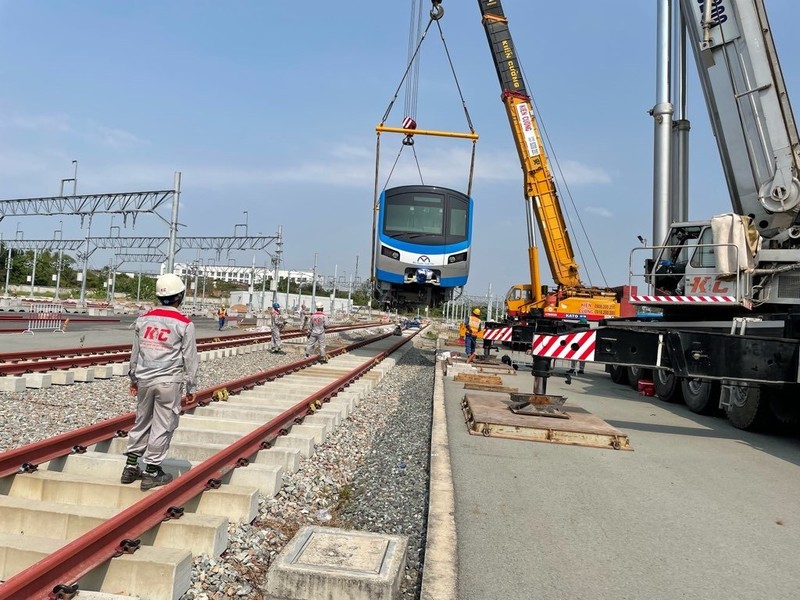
419,355,457,600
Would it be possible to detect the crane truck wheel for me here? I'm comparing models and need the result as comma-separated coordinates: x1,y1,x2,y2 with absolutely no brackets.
654,370,683,404
680,378,720,414
766,386,800,428
626,366,650,391
608,364,628,385
725,385,772,431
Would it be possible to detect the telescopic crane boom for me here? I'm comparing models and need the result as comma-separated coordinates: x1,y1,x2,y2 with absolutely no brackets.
476,0,620,321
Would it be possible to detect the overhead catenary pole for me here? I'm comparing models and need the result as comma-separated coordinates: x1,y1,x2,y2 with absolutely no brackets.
330,264,338,315
78,177,92,306
110,254,118,305
4,246,12,297
55,249,63,300
261,256,268,312
29,248,38,298
166,171,181,273
193,261,200,307
486,283,493,322
249,254,256,312
271,225,282,304
310,253,318,309
346,272,354,315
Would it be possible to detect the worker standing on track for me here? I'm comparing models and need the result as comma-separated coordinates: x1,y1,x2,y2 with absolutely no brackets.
465,307,482,364
217,305,227,331
122,273,199,491
305,301,330,362
270,302,286,353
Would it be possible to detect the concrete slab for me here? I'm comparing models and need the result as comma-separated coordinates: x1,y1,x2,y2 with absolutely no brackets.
0,495,228,556
291,422,328,444
253,447,302,474
0,377,26,392
92,365,114,379
73,367,95,382
111,361,130,376
24,372,52,389
265,526,408,600
1,469,259,523
274,433,316,458
0,532,192,600
50,370,76,385
51,450,283,498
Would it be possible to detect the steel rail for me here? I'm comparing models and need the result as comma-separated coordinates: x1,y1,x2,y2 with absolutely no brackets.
0,322,380,363
0,328,391,478
0,324,379,376
0,330,416,599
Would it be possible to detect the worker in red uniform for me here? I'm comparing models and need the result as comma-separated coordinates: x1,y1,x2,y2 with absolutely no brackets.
122,273,199,491
270,302,286,353
305,302,330,362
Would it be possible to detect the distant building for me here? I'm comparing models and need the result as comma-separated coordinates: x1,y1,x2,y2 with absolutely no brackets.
161,263,315,286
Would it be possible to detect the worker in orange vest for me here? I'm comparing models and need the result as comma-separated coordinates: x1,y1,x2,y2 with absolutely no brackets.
465,307,482,364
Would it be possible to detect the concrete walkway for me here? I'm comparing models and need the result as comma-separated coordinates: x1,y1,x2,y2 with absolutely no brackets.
427,349,800,600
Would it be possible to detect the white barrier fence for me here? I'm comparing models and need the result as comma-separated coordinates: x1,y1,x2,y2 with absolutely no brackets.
23,303,66,335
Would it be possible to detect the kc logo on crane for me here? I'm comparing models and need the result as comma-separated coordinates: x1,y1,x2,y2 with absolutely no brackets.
143,326,171,342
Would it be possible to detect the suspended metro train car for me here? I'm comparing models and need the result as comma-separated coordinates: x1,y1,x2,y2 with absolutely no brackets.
373,184,472,309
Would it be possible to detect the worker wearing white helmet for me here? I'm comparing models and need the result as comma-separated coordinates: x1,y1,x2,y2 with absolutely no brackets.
270,301,286,354
305,301,330,362
122,273,199,491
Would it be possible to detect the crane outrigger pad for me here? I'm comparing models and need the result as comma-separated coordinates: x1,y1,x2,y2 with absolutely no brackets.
508,393,569,418
461,393,632,451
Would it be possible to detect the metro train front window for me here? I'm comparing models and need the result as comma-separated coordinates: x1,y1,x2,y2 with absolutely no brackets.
449,207,467,237
384,194,444,235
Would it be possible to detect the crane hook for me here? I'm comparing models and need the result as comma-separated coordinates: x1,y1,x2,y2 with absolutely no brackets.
430,0,444,20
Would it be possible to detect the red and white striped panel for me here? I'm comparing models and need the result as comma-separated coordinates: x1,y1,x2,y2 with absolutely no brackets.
629,295,737,304
402,116,417,130
483,327,513,341
532,331,597,362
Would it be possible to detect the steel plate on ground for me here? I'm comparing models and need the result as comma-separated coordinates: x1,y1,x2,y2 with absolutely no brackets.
461,393,632,451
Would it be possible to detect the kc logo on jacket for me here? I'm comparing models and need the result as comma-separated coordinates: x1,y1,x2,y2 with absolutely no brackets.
143,325,171,342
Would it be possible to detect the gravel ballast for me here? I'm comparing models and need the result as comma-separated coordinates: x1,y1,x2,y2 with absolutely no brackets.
0,329,437,600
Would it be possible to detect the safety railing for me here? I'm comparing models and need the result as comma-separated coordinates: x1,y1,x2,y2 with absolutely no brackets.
628,243,746,305
22,303,66,335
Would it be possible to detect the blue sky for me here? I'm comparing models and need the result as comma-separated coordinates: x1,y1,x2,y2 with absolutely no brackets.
1,0,799,299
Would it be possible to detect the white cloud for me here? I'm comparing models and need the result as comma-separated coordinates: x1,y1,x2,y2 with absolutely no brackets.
1,114,73,134
557,160,612,185
87,124,144,149
585,206,613,218
0,111,143,149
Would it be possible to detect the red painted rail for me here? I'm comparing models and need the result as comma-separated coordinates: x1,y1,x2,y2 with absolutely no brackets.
0,329,415,599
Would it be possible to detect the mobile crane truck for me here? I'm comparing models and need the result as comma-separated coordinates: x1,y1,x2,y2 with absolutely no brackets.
532,0,800,431
476,0,623,325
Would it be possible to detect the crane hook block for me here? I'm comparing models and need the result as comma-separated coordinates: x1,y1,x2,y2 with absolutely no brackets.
430,0,444,20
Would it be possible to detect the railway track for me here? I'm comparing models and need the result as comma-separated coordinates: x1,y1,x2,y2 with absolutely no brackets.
0,326,418,599
0,323,379,377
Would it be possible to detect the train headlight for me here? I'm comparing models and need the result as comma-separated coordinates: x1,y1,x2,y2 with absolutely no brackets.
448,252,468,264
381,245,401,260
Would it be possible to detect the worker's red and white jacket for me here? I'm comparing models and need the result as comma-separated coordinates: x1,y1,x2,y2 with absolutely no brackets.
271,309,286,330
129,306,199,393
307,310,329,335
